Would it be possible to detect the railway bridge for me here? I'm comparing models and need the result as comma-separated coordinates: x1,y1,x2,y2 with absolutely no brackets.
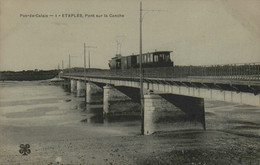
60,63,260,135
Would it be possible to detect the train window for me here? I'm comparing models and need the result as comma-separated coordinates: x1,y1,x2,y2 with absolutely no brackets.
144,55,146,62
162,54,165,60
165,54,170,61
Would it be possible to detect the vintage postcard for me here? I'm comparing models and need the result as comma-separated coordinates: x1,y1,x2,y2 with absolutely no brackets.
0,0,260,164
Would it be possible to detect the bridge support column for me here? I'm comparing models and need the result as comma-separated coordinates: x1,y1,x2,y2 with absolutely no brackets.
103,84,136,115
76,81,85,97
144,93,178,135
144,91,205,135
86,82,103,104
70,80,77,93
62,79,70,90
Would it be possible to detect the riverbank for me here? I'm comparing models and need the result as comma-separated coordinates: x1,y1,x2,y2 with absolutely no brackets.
0,81,259,165
1,126,259,165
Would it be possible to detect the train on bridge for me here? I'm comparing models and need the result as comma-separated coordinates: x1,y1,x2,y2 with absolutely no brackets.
109,51,173,69
62,50,259,81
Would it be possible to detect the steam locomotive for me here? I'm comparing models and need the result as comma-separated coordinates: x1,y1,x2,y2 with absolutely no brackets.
109,51,173,69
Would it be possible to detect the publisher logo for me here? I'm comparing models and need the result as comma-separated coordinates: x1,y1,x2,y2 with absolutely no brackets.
19,144,31,156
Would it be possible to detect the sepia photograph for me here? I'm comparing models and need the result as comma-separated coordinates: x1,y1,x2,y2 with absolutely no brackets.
0,0,260,164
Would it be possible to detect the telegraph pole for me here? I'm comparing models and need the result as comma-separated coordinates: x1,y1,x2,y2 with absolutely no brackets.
84,45,97,69
84,43,87,103
83,44,96,103
139,2,166,135
68,54,78,75
88,51,91,68
116,35,126,55
140,1,144,135
69,54,71,69
69,54,71,76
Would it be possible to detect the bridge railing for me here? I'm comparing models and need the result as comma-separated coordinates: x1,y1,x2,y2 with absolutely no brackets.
142,63,260,80
62,62,260,81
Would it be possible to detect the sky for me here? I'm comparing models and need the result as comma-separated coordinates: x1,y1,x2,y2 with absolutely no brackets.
1,0,260,71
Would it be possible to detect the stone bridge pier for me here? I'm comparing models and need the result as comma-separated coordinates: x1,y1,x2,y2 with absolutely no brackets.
103,84,140,115
70,79,77,93
86,82,103,104
76,81,86,97
144,91,206,135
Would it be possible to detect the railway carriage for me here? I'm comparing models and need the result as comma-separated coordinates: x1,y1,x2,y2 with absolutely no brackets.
109,51,173,69
108,55,122,69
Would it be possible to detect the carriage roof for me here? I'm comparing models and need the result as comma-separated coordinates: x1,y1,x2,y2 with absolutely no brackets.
130,51,172,57
111,51,172,59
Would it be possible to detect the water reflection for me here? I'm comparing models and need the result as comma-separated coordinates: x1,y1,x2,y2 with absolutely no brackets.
81,104,104,123
80,103,141,124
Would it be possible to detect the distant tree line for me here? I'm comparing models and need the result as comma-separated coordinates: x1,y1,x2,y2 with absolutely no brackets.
0,69,60,81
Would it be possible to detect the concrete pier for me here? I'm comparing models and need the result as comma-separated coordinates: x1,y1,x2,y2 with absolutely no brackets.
70,79,77,93
76,81,85,97
103,84,134,114
144,93,180,135
86,82,103,104
144,91,205,135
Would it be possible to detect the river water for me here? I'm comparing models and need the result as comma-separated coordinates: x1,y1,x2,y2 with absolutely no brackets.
0,81,259,165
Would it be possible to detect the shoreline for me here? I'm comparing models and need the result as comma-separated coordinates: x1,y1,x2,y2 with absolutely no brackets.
0,82,260,165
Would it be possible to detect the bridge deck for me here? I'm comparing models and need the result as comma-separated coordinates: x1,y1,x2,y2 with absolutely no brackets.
62,74,260,86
